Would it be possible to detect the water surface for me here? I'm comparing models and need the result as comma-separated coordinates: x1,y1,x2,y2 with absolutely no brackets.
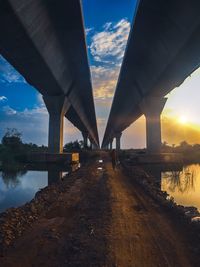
0,164,80,213
161,164,200,211
0,170,47,213
143,163,200,212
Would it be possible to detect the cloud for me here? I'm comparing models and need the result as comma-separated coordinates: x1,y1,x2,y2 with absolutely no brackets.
88,18,131,142
97,117,106,126
1,104,48,117
90,18,130,64
90,65,120,100
103,22,112,31
0,55,26,84
0,104,48,145
20,106,48,117
0,101,83,145
85,27,94,35
0,96,7,102
2,106,17,115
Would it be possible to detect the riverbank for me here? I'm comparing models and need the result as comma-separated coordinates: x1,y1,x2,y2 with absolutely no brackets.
121,160,200,263
1,152,200,266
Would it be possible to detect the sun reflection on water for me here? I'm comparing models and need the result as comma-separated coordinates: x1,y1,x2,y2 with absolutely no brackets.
162,164,200,211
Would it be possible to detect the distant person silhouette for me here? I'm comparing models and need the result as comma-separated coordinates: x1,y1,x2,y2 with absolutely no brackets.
111,149,117,170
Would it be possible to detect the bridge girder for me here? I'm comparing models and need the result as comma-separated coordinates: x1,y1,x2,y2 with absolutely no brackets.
102,0,200,148
0,0,99,149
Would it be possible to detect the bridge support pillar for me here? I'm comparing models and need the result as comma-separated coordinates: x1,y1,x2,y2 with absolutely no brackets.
109,140,113,150
43,95,70,153
140,97,167,153
91,143,97,150
116,132,122,151
82,132,88,149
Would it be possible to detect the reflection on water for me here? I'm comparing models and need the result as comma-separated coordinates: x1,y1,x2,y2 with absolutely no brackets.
162,167,196,193
1,169,27,188
143,164,200,211
0,170,48,213
161,164,200,211
143,164,183,187
0,163,80,213
143,163,200,211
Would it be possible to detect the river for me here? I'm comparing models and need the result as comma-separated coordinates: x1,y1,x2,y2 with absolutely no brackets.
0,164,80,213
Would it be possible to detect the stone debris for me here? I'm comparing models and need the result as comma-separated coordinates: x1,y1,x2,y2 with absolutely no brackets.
121,161,200,226
191,216,200,223
0,173,77,254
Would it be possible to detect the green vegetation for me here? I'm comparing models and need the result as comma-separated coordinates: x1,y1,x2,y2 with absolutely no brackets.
63,140,90,152
161,140,200,152
162,141,200,163
0,128,47,169
0,129,92,169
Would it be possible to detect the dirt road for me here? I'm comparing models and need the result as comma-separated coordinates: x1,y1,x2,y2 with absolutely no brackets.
0,152,195,266
106,159,192,267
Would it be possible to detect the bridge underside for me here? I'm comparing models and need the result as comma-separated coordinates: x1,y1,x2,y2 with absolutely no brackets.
102,0,200,151
0,0,99,151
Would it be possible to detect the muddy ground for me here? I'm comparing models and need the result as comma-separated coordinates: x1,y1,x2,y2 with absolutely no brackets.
0,152,200,267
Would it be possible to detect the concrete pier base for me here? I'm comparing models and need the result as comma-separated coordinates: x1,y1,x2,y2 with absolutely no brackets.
43,95,70,153
26,152,79,164
140,97,167,154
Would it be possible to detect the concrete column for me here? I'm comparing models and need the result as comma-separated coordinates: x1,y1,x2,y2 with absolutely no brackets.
109,140,113,150
103,144,108,150
82,132,88,149
116,132,122,151
43,95,70,153
140,96,167,153
91,143,98,150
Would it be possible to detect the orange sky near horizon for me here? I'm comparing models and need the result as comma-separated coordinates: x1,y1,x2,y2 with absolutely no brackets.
121,67,200,149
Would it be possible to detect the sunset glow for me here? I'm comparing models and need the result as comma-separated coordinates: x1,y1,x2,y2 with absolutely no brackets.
178,115,188,125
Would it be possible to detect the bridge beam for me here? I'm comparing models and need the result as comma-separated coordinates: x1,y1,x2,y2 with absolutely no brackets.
43,95,70,153
140,97,167,153
116,132,122,151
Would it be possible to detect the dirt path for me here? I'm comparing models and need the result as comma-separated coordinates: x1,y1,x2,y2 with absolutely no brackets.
106,159,192,267
0,152,195,266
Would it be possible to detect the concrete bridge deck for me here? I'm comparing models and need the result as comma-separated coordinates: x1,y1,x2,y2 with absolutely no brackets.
0,0,99,152
102,0,200,152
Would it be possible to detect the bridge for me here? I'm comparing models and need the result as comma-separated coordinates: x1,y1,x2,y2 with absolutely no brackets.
0,0,99,153
102,0,200,152
1,1,200,266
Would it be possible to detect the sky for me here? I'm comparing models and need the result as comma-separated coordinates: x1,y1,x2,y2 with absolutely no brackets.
0,0,200,148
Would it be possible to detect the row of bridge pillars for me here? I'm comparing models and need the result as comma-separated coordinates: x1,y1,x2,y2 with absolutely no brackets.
107,96,167,154
43,95,93,153
43,94,166,154
108,132,122,151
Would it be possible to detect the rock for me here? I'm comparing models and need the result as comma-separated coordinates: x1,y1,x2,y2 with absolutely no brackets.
191,216,200,223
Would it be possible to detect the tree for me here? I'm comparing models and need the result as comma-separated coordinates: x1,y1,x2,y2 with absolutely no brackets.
63,140,83,152
2,128,22,151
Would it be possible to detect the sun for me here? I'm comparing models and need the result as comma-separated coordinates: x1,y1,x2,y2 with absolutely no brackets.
179,115,188,124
